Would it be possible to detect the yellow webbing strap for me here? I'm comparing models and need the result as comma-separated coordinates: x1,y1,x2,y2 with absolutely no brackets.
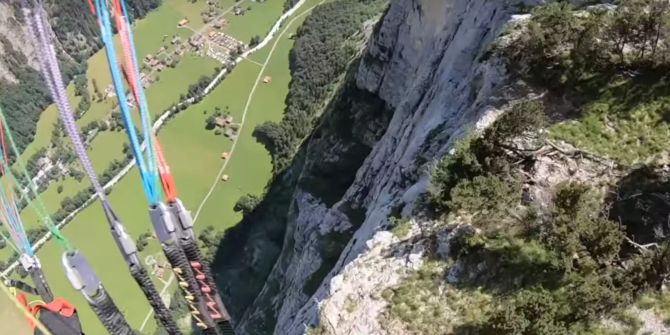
0,280,51,335
173,267,207,329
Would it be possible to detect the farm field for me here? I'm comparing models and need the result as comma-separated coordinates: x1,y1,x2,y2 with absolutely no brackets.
193,18,312,230
0,0,318,333
223,0,286,44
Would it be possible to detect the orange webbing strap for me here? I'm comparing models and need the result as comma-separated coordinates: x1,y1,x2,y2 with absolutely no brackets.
15,293,38,330
153,137,178,203
119,64,179,203
32,298,76,318
17,293,77,332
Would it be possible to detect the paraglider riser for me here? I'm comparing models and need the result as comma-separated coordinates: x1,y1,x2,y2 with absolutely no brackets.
181,238,235,335
130,264,182,335
163,242,219,335
87,286,134,335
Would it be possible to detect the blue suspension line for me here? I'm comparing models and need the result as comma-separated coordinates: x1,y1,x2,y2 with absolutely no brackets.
93,0,160,206
118,0,161,201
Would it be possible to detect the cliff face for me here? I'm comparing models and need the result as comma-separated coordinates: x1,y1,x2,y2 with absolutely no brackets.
0,4,39,84
236,0,544,333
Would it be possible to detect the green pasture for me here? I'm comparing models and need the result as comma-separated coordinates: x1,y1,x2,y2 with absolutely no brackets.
146,55,220,117
224,0,286,44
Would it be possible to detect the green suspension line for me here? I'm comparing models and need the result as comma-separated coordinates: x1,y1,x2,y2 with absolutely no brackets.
0,107,73,253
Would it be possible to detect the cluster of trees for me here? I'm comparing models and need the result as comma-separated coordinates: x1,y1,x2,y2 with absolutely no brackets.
73,74,87,97
253,0,383,172
459,182,668,334
51,138,77,167
40,0,161,64
121,143,133,160
249,35,261,47
53,186,89,222
187,75,214,99
99,159,128,186
228,45,245,61
429,101,547,215
205,109,224,130
233,194,260,215
74,74,91,118
198,226,225,264
502,1,670,89
59,190,91,214
80,120,103,137
135,231,151,252
91,78,103,102
283,0,300,12
27,226,49,244
70,169,85,182
425,99,670,333
108,112,126,132
39,1,100,63
25,148,48,180
52,156,129,222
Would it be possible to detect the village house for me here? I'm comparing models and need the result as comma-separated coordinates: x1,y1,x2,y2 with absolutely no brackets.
190,35,205,48
213,20,225,29
143,54,154,67
214,117,227,128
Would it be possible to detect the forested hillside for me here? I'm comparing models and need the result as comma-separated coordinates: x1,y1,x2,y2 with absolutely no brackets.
253,0,383,171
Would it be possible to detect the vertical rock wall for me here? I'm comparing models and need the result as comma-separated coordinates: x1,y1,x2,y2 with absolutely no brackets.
237,0,546,333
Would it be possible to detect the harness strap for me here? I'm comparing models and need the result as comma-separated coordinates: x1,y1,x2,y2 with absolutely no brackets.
32,298,76,318
6,280,39,296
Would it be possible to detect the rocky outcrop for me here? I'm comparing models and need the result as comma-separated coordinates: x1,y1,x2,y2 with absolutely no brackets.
0,4,38,83
281,0,519,330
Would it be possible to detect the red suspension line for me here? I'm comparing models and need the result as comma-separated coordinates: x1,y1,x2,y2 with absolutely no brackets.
112,0,179,203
